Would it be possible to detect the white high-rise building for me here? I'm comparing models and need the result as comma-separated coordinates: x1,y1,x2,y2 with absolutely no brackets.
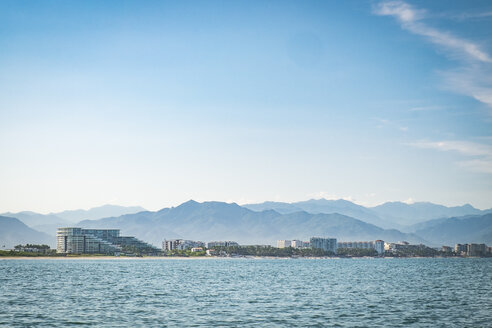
291,240,309,248
277,240,292,248
310,237,337,253
162,239,204,251
337,240,385,255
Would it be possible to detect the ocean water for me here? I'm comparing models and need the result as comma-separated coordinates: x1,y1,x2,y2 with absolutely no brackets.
0,258,491,327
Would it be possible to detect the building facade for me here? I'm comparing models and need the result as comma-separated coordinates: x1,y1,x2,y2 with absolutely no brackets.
57,228,157,254
277,240,292,248
467,243,487,256
310,237,337,253
337,240,385,255
162,239,205,251
206,241,239,248
291,240,310,248
455,244,467,254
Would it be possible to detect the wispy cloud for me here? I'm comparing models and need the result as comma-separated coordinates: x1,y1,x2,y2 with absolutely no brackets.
440,67,492,110
373,1,492,63
410,140,492,174
375,118,408,131
410,140,492,157
409,105,445,112
438,11,492,21
373,1,492,113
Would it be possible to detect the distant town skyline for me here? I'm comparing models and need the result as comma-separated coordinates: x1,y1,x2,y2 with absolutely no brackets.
1,0,492,213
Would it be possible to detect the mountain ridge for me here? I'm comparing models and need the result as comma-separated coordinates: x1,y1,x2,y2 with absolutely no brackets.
78,200,428,247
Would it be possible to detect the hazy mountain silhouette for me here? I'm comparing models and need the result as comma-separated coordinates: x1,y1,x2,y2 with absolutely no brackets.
409,213,492,246
78,200,427,246
245,199,489,228
2,205,146,236
244,199,393,228
370,201,486,227
55,204,146,222
0,216,54,249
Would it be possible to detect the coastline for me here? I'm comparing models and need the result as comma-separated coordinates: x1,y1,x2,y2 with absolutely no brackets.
0,256,222,260
0,256,483,260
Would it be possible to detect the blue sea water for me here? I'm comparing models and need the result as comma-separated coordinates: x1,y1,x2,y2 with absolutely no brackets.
0,258,491,327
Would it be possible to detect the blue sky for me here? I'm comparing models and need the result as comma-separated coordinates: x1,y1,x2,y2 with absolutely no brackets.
1,0,491,212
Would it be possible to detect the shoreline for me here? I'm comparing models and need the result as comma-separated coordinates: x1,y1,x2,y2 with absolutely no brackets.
0,255,486,260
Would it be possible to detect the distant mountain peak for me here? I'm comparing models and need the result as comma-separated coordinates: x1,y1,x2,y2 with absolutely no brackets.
177,200,199,207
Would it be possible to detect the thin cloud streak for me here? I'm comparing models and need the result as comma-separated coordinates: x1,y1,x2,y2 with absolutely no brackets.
410,140,492,157
440,68,492,110
438,11,492,21
373,1,492,112
373,1,492,63
410,140,492,174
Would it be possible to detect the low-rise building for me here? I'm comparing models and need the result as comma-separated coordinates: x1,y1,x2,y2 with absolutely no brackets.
14,244,51,254
206,249,217,256
206,241,239,248
191,247,203,252
441,246,453,253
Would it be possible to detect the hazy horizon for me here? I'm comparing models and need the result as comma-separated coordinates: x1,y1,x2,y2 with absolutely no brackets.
1,0,491,213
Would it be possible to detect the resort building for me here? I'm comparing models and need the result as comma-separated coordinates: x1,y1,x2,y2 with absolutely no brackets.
337,240,385,255
467,243,487,256
162,239,205,251
291,240,310,248
454,243,491,256
206,241,239,248
455,244,467,254
277,240,291,248
56,228,157,254
441,246,453,253
310,237,337,253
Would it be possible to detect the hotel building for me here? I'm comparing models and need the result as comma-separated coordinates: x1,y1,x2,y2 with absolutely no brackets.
56,228,157,254
207,241,239,248
277,240,291,248
337,240,385,255
162,239,205,251
310,237,337,253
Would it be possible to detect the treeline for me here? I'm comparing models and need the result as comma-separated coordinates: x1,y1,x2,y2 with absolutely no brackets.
337,248,378,257
166,249,206,257
0,250,60,257
14,244,51,250
120,245,161,256
214,246,335,257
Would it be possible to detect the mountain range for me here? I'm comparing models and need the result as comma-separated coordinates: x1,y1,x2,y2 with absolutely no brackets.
1,205,146,236
0,216,54,249
77,200,427,246
244,199,491,229
1,199,491,249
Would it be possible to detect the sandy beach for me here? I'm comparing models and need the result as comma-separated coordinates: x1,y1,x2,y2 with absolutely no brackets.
0,256,224,260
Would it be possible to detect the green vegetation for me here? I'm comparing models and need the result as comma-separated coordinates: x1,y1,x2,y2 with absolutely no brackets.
120,245,161,256
385,245,440,257
214,246,335,257
0,250,60,257
166,249,206,257
337,248,378,257
14,244,51,250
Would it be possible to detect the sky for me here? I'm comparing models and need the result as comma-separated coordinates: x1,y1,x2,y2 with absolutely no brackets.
1,0,492,213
